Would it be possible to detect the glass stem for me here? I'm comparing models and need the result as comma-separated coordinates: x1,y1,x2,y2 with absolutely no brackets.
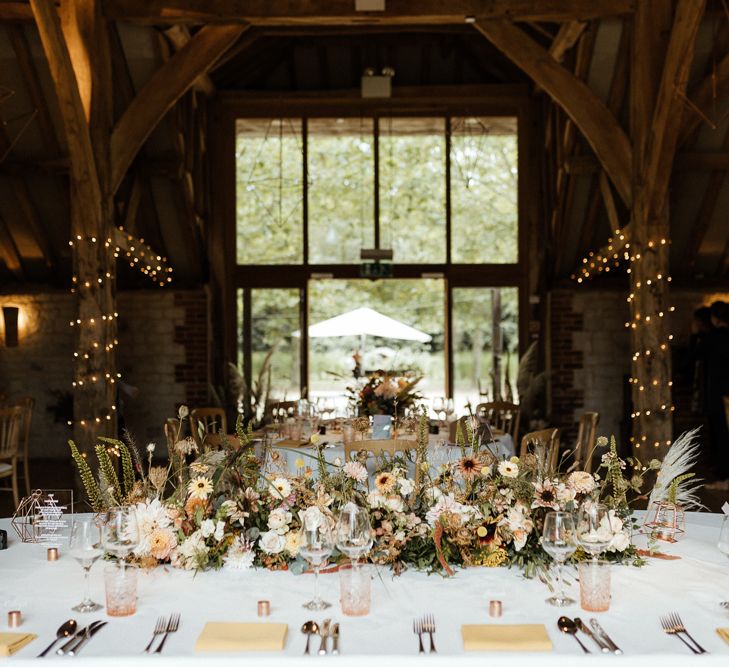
313,565,320,602
83,566,91,603
555,561,564,599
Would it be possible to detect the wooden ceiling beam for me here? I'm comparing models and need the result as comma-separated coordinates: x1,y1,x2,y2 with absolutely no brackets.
164,25,216,95
548,20,587,62
643,0,706,220
29,0,101,238
678,51,729,146
0,211,26,280
686,124,729,270
474,19,632,206
101,0,636,25
7,24,62,155
110,23,246,194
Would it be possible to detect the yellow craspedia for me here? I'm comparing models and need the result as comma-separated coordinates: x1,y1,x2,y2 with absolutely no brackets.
510,456,519,463
476,526,488,538
295,458,305,469
310,434,320,444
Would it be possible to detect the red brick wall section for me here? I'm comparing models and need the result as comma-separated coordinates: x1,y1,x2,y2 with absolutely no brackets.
174,291,209,408
550,291,584,445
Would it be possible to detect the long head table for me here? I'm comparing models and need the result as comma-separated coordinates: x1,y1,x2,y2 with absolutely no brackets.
1,512,728,665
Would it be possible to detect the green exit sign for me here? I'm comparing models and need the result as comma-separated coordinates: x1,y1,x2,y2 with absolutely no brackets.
360,262,393,278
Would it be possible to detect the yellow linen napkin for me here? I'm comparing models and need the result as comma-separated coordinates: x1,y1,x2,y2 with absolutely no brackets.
717,628,729,646
195,623,287,652
0,632,37,657
462,624,552,652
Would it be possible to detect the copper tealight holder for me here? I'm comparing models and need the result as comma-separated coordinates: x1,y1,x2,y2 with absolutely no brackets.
643,501,685,542
8,610,22,628
257,600,270,617
47,547,59,561
489,600,502,618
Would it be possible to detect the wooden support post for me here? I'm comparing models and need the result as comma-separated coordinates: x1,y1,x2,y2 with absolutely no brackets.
629,0,705,460
31,0,117,454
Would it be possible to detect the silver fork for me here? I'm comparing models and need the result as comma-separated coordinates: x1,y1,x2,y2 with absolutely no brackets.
413,618,425,654
154,613,180,654
422,614,437,653
144,616,167,653
660,615,699,654
669,613,708,654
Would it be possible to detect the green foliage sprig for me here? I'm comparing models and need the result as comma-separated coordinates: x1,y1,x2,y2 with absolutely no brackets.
668,473,695,505
68,440,103,512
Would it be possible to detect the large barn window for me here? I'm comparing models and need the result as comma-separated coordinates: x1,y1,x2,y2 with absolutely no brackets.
234,112,522,410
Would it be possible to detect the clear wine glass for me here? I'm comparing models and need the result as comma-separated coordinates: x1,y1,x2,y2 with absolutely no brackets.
444,398,455,423
575,501,612,561
299,508,335,610
69,516,104,612
541,511,577,607
335,503,373,569
432,397,445,425
101,506,140,570
718,516,729,557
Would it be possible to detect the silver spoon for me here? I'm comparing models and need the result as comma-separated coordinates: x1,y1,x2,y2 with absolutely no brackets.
38,619,77,657
558,616,590,654
301,620,319,655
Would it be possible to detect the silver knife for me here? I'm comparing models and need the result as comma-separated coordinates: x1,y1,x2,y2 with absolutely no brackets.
575,617,609,653
589,618,623,655
57,621,105,656
68,621,107,656
331,623,340,656
317,618,331,655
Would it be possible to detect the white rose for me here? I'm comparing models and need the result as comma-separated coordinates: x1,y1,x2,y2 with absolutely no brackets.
609,530,630,552
302,506,325,530
556,483,575,503
385,495,405,513
268,508,293,533
394,530,405,541
200,519,215,538
398,478,415,495
259,530,286,554
284,531,301,556
214,520,225,542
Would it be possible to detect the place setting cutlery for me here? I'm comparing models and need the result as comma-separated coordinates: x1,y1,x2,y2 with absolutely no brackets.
153,612,181,654
37,619,77,657
558,616,623,655
301,618,339,655
144,615,168,653
56,619,108,656
413,614,437,654
660,612,708,654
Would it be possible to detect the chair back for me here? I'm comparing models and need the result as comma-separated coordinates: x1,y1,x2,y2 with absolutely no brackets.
574,411,600,473
0,406,24,460
190,408,227,445
202,433,240,451
520,427,560,472
344,438,421,485
13,397,34,450
475,401,521,439
266,400,298,421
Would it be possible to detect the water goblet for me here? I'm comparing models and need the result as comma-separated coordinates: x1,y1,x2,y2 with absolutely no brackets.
299,507,335,610
575,501,612,561
69,517,104,612
335,502,373,568
101,506,140,570
541,511,577,607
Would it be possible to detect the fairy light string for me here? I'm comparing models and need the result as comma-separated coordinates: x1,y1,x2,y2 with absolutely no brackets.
573,229,674,455
67,227,173,431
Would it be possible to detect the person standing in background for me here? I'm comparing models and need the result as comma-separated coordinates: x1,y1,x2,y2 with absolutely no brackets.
705,301,729,490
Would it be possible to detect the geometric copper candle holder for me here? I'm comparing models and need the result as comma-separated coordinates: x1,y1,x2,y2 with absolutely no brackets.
643,500,686,543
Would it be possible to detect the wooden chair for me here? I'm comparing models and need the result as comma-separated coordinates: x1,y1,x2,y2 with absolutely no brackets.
0,406,24,508
520,427,560,472
574,411,600,473
344,438,421,485
189,408,227,446
13,397,34,496
475,401,521,440
202,433,240,451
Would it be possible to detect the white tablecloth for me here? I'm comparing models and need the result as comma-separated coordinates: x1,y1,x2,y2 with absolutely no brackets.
272,433,515,477
1,512,728,665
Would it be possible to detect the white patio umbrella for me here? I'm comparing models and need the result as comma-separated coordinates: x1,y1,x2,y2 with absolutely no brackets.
293,307,432,343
